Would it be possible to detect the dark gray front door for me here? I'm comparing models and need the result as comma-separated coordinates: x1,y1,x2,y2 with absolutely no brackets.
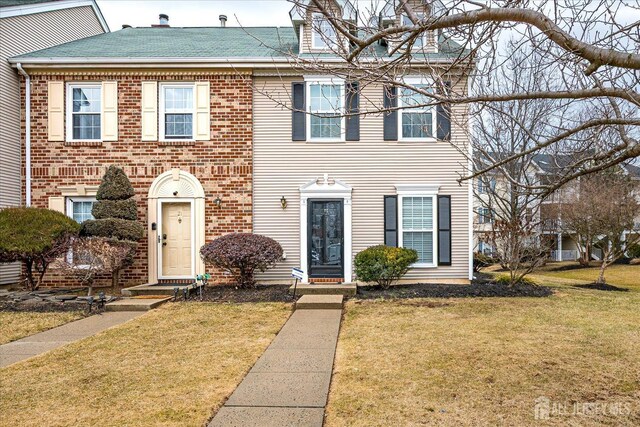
308,200,344,278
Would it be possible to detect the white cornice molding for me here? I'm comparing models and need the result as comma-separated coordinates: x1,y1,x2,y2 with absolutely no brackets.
394,184,441,194
0,0,110,33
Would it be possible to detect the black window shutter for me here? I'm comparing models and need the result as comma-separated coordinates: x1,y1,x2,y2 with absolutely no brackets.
292,82,306,141
384,195,398,246
345,81,360,141
438,195,452,265
383,86,398,141
436,81,451,141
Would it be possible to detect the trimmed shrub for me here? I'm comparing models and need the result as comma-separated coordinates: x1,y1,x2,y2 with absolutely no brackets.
95,166,135,200
354,245,418,289
81,218,144,241
200,233,283,288
626,243,640,259
82,166,141,287
473,252,495,272
92,199,138,220
0,207,79,290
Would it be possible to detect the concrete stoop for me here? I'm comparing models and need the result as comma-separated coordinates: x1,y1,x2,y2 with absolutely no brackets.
121,283,196,297
105,297,171,312
290,283,356,296
295,294,343,310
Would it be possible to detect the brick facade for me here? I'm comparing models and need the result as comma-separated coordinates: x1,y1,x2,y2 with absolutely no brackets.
22,71,253,287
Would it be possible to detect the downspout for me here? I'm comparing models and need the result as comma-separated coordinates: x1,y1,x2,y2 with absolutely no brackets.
16,63,31,206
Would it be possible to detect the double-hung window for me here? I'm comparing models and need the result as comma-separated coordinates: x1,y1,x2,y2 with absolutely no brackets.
399,81,436,140
401,13,427,49
307,79,344,140
66,197,97,265
160,84,194,140
67,84,101,141
478,207,493,224
311,13,337,49
399,195,437,266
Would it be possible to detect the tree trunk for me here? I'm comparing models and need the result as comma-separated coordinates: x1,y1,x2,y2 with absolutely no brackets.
596,262,607,284
87,284,94,296
111,268,121,289
24,259,36,291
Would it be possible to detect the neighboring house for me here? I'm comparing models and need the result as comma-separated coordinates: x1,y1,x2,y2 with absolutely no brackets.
9,0,473,287
473,154,640,262
0,0,108,285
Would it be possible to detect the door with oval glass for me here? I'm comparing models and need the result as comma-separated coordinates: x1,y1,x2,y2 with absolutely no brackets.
308,199,344,278
161,202,192,277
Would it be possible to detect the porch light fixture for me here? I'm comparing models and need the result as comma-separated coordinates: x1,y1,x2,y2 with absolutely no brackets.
213,197,222,208
280,196,287,209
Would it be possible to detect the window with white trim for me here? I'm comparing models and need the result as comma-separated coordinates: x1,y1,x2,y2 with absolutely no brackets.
477,177,496,194
160,84,194,140
66,197,97,266
401,13,427,49
478,207,493,224
311,13,337,49
399,82,436,140
67,84,101,141
399,195,436,265
308,80,344,140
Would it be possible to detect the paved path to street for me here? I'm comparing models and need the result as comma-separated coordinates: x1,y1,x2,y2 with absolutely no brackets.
0,311,143,367
209,308,343,427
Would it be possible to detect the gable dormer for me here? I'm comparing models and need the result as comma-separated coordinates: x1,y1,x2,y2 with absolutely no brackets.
379,0,445,54
290,0,357,55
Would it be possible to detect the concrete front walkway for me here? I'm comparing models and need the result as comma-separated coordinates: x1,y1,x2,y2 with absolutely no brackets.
209,308,342,427
0,311,143,367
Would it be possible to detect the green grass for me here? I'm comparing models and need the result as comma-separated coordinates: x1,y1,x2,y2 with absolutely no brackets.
0,303,291,427
327,287,640,426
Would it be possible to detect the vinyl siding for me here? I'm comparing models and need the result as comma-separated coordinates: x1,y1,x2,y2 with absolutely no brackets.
253,75,471,282
0,5,104,284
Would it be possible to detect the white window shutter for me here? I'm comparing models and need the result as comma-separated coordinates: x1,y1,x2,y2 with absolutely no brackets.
48,81,64,141
141,81,158,141
101,81,118,141
194,81,210,141
48,196,65,213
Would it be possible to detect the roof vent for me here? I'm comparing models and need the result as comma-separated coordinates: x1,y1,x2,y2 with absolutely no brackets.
122,24,131,29
219,14,227,27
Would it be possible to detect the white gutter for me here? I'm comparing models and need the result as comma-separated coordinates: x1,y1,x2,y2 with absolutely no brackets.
16,63,31,207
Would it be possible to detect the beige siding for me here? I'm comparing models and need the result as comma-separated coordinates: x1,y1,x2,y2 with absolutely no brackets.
253,76,471,282
0,6,104,284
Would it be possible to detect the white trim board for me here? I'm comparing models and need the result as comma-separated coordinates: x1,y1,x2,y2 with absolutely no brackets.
157,198,196,280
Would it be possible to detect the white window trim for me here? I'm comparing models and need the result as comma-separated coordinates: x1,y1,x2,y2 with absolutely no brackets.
397,192,438,268
305,77,345,142
398,77,437,142
159,82,196,142
65,196,97,268
66,82,102,142
311,12,336,50
401,13,429,50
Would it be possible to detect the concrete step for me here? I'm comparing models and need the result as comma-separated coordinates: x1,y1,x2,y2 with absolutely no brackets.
105,297,172,312
290,283,356,296
295,294,343,310
122,283,196,297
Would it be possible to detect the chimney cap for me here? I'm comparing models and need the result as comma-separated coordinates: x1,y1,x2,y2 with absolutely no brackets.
159,13,169,20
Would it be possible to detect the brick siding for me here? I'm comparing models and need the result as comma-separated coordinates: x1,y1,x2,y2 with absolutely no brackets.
21,71,253,287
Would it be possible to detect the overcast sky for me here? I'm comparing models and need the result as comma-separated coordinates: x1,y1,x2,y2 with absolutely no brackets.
96,0,296,30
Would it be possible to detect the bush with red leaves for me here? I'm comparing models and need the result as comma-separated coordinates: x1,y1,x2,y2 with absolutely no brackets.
200,233,283,288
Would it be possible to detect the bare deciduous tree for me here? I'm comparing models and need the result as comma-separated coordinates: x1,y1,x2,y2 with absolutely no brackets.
259,0,640,193
559,170,640,284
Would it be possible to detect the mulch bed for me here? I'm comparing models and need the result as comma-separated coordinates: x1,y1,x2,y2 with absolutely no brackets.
355,282,553,299
0,300,91,313
574,283,629,292
194,284,295,303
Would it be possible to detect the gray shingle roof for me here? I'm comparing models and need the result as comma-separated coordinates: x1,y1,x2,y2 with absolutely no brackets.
14,27,300,59
12,25,466,62
0,0,59,7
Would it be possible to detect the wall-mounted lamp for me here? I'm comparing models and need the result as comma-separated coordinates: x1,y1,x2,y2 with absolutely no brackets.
213,197,222,208
280,196,287,209
173,190,178,196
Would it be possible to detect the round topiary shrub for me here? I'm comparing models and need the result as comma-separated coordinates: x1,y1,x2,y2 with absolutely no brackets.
0,207,80,290
200,233,283,288
354,245,418,289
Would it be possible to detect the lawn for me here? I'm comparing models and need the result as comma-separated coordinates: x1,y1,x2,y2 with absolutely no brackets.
0,311,85,345
529,262,640,291
0,302,290,427
326,287,640,426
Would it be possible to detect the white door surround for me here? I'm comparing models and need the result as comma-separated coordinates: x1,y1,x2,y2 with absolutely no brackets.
300,174,352,283
148,169,206,283
158,199,194,279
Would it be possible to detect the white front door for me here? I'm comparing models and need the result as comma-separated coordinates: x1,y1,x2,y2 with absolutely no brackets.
161,202,192,277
